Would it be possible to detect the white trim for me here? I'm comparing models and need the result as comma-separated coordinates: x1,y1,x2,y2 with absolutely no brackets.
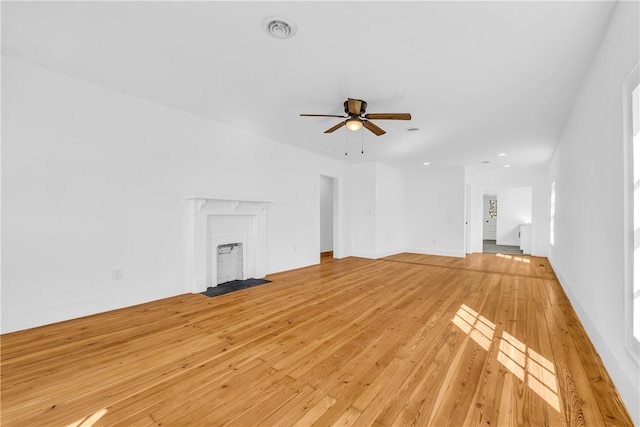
350,251,379,259
622,61,640,363
350,249,401,259
375,249,404,258
186,197,271,294
319,174,343,259
185,195,274,204
405,247,467,258
550,259,638,413
497,240,520,247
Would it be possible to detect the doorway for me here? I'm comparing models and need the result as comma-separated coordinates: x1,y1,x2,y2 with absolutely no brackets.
482,187,532,255
320,175,337,261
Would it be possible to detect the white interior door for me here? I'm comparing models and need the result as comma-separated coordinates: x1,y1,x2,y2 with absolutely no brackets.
483,197,497,240
484,217,497,240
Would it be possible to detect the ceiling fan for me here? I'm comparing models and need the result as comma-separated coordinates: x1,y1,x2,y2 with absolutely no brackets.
300,98,411,136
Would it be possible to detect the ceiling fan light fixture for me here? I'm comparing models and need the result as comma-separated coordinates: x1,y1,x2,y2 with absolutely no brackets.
346,117,363,131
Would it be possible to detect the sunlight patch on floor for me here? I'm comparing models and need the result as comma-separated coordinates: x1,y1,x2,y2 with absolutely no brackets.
452,304,495,351
496,253,531,263
64,408,108,427
452,304,560,412
499,331,560,411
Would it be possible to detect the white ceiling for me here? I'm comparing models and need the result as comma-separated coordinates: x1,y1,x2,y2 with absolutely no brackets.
1,1,617,170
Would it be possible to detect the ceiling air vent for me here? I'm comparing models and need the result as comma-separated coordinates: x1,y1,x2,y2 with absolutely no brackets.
263,16,297,39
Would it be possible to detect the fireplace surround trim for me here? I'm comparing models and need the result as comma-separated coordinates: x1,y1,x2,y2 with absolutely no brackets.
185,196,272,293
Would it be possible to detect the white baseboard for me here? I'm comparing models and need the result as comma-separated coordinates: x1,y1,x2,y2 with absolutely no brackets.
350,248,403,259
405,247,466,258
497,240,520,247
549,259,640,423
374,248,404,258
1,291,175,334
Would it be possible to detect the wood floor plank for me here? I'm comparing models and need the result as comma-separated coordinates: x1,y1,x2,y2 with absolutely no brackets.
544,284,608,426
352,273,473,423
330,406,361,427
309,271,465,425
1,254,633,426
422,272,499,426
458,273,510,426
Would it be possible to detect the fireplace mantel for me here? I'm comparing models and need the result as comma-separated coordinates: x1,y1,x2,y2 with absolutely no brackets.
185,196,272,293
185,196,273,214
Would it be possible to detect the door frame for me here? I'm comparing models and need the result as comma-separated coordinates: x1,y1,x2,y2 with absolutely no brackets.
469,185,534,254
319,174,340,259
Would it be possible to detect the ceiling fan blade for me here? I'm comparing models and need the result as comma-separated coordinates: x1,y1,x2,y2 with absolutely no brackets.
363,120,386,136
364,113,412,120
347,98,363,115
324,121,346,133
300,114,347,118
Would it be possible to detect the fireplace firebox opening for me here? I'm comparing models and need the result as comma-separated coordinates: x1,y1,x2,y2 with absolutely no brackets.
216,243,243,285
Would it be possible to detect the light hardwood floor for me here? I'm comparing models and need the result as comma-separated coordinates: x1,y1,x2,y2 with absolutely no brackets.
1,253,633,426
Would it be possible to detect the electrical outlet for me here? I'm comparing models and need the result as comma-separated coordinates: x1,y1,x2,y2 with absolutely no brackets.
112,268,123,280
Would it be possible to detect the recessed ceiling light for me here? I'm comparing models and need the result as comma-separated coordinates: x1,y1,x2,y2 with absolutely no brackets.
423,162,430,165
263,16,297,39
481,161,490,164
504,164,511,168
406,127,420,132
498,153,506,157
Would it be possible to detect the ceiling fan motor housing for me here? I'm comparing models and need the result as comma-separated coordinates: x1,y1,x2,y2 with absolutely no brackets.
344,100,367,116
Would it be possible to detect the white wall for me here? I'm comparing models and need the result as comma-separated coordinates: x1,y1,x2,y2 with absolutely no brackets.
467,167,549,256
547,1,639,422
496,186,532,246
349,162,404,258
2,57,350,333
375,163,405,257
405,167,466,257
349,163,376,258
319,175,334,253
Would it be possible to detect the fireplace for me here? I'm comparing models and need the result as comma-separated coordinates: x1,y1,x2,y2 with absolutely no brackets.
216,243,243,284
186,197,271,293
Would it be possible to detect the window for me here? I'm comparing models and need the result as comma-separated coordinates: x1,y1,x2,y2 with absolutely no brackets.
631,82,640,344
488,199,497,219
624,62,640,360
550,182,555,246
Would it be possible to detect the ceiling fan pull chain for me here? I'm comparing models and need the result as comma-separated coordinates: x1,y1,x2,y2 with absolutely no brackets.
344,126,348,156
361,128,364,154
